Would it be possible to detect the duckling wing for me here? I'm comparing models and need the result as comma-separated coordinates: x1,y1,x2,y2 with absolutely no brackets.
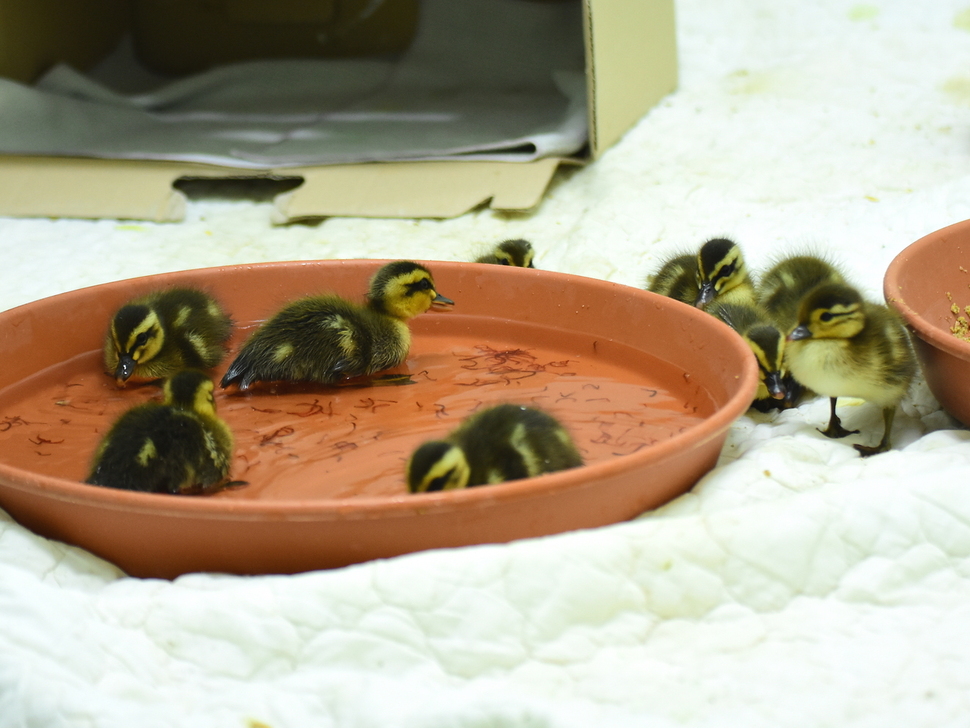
845,305,917,404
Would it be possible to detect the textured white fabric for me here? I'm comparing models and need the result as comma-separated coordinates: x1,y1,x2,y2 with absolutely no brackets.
3,1,970,725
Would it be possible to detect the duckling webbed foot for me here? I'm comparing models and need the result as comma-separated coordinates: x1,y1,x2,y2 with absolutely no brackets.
818,397,859,439
853,442,889,457
852,407,896,457
338,373,417,388
819,420,859,439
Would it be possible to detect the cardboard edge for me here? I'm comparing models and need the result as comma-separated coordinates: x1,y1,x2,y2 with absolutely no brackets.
0,156,195,222
270,158,564,222
0,155,570,222
584,0,678,158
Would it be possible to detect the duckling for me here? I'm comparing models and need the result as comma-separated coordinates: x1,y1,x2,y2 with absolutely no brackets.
695,237,757,308
706,301,790,411
646,253,699,304
647,238,755,309
475,239,536,268
104,287,232,387
785,283,916,456
86,369,236,494
758,254,846,333
407,403,583,493
221,261,453,391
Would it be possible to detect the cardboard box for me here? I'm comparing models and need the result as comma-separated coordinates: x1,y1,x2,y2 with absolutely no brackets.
130,0,421,74
0,0,677,222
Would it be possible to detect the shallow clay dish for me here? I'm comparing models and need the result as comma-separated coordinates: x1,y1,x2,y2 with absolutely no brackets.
885,218,970,426
0,260,757,578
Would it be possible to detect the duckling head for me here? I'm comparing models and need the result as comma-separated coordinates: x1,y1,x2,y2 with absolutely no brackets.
109,304,165,385
162,369,218,418
368,261,454,320
746,324,787,400
493,239,535,268
787,283,866,342
695,238,748,308
407,440,471,493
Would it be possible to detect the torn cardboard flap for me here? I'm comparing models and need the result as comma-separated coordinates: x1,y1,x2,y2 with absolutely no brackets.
271,158,566,222
0,155,567,223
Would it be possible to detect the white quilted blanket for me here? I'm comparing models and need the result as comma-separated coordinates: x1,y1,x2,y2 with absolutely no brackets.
4,1,970,725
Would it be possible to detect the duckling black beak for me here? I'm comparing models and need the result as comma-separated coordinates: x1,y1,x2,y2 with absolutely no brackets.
764,371,787,400
694,282,716,308
114,355,136,385
432,293,454,308
787,325,812,342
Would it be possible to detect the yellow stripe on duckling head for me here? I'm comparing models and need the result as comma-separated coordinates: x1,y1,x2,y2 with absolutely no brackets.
123,310,164,362
407,441,470,492
795,284,866,340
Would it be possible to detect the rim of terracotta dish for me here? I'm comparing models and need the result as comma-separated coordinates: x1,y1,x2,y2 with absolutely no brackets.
885,218,970,364
0,260,759,521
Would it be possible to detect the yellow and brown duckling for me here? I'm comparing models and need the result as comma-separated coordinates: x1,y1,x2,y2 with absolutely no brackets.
755,254,850,410
646,252,699,304
785,283,916,456
758,254,847,333
695,237,756,308
221,261,453,391
407,404,583,493
104,287,232,387
475,239,536,268
86,369,237,494
706,301,790,411
647,237,755,309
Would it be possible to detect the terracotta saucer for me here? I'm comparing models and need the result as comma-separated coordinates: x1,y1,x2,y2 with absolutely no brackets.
0,259,757,577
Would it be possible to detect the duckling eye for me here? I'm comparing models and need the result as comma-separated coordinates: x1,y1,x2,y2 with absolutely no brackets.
407,278,434,294
718,263,736,279
499,259,511,265
134,331,150,348
820,312,834,322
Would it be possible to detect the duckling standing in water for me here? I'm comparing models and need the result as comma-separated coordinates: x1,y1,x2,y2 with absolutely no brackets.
647,237,755,309
407,404,583,493
104,287,232,387
86,369,237,494
706,301,789,411
475,239,536,268
785,283,916,456
221,261,453,391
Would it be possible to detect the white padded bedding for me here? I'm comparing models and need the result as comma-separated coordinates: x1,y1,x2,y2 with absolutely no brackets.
3,1,970,725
